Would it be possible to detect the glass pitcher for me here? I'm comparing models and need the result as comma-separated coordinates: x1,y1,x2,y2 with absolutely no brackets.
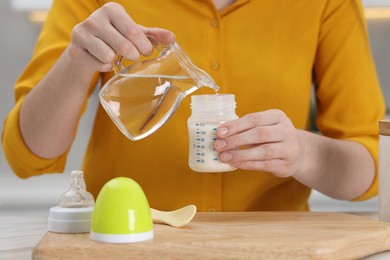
99,36,219,141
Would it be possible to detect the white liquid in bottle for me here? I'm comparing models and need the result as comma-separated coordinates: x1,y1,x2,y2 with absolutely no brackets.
188,94,238,172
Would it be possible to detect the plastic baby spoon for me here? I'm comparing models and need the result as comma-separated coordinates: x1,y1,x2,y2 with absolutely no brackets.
151,205,197,228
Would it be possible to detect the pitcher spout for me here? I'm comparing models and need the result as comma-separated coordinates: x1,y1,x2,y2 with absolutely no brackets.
170,43,219,94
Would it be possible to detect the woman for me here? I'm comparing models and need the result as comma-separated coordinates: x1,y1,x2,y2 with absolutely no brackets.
2,0,385,211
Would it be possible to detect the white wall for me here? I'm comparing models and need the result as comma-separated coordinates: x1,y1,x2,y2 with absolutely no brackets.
0,1,388,212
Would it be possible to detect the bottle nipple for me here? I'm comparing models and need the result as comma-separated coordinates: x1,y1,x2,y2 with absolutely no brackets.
59,170,94,208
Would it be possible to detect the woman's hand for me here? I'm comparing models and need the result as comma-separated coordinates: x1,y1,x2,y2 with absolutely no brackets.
214,109,303,178
68,2,175,72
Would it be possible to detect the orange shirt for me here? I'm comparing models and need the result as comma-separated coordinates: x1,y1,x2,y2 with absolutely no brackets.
2,0,385,211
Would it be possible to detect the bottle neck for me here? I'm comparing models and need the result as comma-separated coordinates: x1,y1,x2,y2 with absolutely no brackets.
191,105,236,117
190,94,236,116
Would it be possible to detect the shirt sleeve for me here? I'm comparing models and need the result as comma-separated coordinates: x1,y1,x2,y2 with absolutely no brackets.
1,0,101,178
314,0,386,200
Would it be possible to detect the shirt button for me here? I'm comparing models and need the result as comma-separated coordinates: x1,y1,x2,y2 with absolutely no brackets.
210,18,219,28
210,61,220,70
208,208,216,212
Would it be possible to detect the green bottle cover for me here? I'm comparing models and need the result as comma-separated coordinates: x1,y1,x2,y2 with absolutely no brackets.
90,177,154,243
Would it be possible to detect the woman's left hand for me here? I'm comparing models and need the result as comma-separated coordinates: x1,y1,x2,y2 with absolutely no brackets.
214,109,303,178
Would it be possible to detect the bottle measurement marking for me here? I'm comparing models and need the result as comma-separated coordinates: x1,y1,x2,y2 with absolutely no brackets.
193,123,219,163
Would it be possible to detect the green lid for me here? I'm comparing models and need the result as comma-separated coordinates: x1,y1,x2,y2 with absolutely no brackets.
90,177,153,243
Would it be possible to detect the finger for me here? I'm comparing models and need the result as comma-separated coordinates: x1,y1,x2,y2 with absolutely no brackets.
71,27,114,71
93,22,143,61
215,124,284,151
230,159,294,178
84,36,116,64
84,50,113,72
219,143,288,164
106,6,153,56
69,45,113,72
141,26,176,46
217,109,286,138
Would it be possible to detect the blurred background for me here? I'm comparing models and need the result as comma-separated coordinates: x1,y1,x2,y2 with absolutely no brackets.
0,0,389,212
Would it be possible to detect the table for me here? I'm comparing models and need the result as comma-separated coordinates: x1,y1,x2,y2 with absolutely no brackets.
1,209,48,260
1,209,389,260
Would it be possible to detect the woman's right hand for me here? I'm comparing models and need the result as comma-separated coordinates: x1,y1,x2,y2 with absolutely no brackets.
68,2,175,72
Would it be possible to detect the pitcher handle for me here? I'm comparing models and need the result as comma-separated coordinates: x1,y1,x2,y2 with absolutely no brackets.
112,35,166,74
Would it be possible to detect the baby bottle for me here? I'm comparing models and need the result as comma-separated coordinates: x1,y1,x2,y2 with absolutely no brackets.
187,94,238,172
48,170,94,233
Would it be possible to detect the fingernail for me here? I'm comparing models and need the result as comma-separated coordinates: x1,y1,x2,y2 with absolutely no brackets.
220,152,233,162
218,127,228,137
215,140,227,149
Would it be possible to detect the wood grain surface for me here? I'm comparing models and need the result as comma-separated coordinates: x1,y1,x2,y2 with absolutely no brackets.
32,212,390,260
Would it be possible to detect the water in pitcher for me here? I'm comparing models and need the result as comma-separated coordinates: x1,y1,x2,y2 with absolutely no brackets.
99,73,216,140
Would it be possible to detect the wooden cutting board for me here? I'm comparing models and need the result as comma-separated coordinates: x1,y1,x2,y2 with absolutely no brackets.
33,212,390,260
